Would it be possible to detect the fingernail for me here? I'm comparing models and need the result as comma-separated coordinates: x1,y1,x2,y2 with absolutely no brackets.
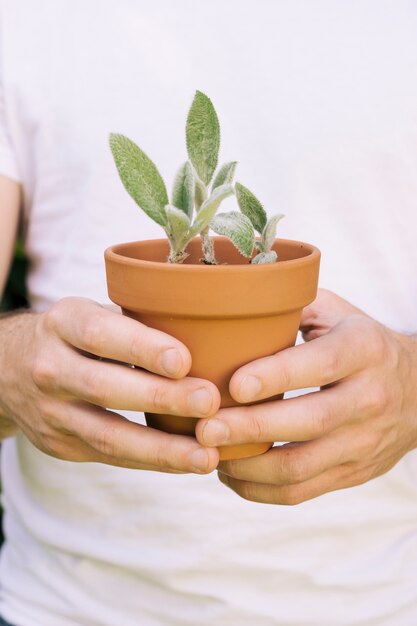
202,419,230,445
189,448,210,473
238,375,262,402
189,388,213,416
160,349,182,376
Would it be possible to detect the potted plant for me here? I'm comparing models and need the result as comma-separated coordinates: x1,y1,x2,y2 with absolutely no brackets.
105,91,320,460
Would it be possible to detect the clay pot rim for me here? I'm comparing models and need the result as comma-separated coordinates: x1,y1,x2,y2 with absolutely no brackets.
105,237,320,272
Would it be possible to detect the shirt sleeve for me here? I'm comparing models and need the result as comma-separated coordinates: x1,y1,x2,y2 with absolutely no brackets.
0,3,21,183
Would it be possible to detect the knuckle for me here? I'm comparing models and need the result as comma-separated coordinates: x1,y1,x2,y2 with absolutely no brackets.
128,332,145,364
362,385,390,417
290,460,308,484
36,430,61,458
44,438,70,460
43,298,79,334
152,441,171,469
38,400,74,437
278,448,308,484
32,353,57,390
356,428,386,460
321,348,342,381
278,364,292,391
368,323,391,363
355,433,375,458
82,368,109,406
34,417,80,460
312,404,332,437
150,383,171,414
36,397,58,425
353,465,375,487
246,412,267,443
81,313,106,354
94,421,119,457
42,303,64,333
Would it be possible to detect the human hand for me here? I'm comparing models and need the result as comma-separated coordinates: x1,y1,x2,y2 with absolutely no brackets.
196,289,417,503
0,298,220,473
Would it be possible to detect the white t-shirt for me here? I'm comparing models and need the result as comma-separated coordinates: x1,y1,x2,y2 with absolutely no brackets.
1,1,417,625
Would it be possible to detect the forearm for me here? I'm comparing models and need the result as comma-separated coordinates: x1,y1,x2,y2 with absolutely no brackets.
0,309,35,439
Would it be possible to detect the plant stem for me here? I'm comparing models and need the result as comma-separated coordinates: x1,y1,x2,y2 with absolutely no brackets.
168,249,188,264
200,227,217,264
194,175,216,263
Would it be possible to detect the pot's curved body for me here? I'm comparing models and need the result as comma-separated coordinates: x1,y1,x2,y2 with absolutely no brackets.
105,237,320,460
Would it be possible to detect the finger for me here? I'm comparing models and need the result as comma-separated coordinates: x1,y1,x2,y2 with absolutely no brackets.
217,429,352,485
229,317,371,403
197,385,357,446
30,428,187,473
62,400,220,473
48,348,221,418
300,289,367,341
47,297,192,378
218,463,365,505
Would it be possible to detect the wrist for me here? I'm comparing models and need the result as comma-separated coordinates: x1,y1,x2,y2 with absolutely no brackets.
392,330,417,442
0,309,36,438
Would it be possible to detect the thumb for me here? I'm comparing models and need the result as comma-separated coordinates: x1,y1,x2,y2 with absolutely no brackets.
300,289,365,340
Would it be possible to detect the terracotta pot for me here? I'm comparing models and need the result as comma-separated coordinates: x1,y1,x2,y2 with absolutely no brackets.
105,237,320,460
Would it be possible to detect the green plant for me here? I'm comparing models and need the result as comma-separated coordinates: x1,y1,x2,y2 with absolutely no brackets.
109,91,284,264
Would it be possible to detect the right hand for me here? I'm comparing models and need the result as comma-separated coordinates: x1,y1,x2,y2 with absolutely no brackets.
0,297,221,473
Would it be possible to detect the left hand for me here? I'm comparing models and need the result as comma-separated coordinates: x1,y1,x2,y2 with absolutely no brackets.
195,289,417,504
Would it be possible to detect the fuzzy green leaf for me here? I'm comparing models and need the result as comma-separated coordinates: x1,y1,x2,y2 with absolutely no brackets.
212,161,238,191
109,133,168,226
251,250,278,264
186,91,220,186
261,213,285,251
210,211,255,258
164,204,191,250
172,161,195,220
235,182,267,234
194,172,207,211
190,183,234,236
